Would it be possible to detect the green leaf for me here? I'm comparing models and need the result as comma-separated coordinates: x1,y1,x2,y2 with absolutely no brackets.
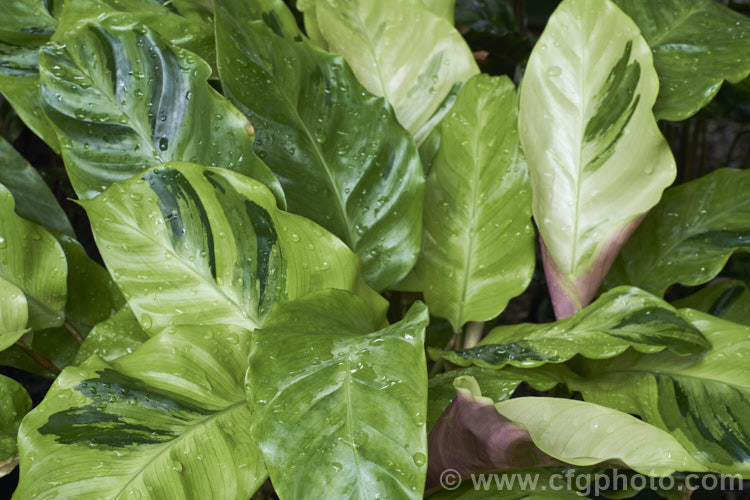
0,374,31,472
54,0,217,70
247,290,429,499
427,366,557,431
422,0,456,22
0,0,60,151
0,136,73,236
613,0,750,121
0,184,66,330
672,280,750,326
74,305,148,364
81,162,386,335
416,74,534,331
607,168,750,296
443,287,709,370
234,0,304,39
14,324,266,499
0,277,28,351
495,395,707,475
519,0,676,318
308,0,478,139
566,309,750,475
39,17,284,203
214,1,425,290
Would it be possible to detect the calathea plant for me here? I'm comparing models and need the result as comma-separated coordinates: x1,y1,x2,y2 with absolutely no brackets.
0,0,749,498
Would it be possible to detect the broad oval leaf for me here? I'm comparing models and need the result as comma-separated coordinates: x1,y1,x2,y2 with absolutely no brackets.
39,17,283,202
428,376,705,489
443,286,709,370
416,74,534,331
519,0,676,318
0,374,31,474
607,168,750,296
14,324,265,499
309,0,478,139
0,184,67,330
672,280,750,326
613,0,750,121
81,162,385,334
567,310,750,475
214,0,425,290
0,277,28,351
247,289,429,499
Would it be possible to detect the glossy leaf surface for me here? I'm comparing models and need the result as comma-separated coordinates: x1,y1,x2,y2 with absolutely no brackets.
81,162,385,335
519,0,676,318
568,310,750,475
14,324,265,499
0,375,31,471
74,305,148,364
0,185,66,330
248,290,429,499
0,137,72,236
0,277,28,350
672,280,750,326
416,74,534,331
309,0,478,138
39,17,283,202
215,0,425,290
614,0,750,121
608,168,750,296
443,287,709,370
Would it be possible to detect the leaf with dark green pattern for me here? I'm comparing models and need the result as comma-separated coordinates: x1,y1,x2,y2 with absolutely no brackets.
14,324,266,499
519,0,676,319
0,374,31,476
416,74,534,331
81,162,385,335
427,366,557,431
613,0,750,121
607,168,750,296
566,309,750,475
214,0,425,290
248,289,429,499
443,287,709,370
38,16,284,202
673,280,750,326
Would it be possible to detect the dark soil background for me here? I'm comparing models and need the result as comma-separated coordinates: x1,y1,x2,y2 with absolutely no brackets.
2,0,750,498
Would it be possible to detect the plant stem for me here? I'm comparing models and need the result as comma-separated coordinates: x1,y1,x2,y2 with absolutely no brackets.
15,341,61,375
463,321,485,349
64,321,84,344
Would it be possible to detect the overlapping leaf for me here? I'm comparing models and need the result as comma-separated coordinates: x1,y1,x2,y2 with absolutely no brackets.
14,324,266,499
519,0,676,318
567,310,750,475
306,0,478,139
39,17,283,201
0,375,31,476
673,280,750,326
0,277,28,351
443,287,709,370
0,184,66,330
214,0,424,290
608,168,750,296
416,74,534,331
613,0,750,121
74,305,148,364
428,376,705,491
81,162,385,334
247,290,429,499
